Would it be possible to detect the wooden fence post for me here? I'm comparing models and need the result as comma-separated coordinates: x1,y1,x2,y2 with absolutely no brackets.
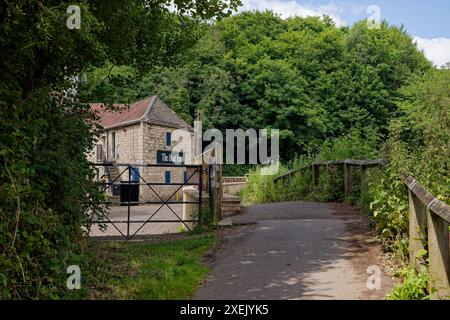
427,209,450,299
344,164,348,200
360,165,368,195
312,164,319,187
408,190,427,271
344,163,353,201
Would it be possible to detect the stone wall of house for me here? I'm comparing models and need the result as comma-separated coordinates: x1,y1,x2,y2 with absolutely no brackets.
87,123,144,198
87,123,144,164
88,121,195,203
139,123,194,202
111,123,144,164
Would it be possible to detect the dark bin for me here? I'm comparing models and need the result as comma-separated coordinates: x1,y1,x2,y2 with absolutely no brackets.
120,182,139,206
112,185,121,196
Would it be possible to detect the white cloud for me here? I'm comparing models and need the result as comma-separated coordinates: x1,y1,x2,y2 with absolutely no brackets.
413,36,450,67
240,0,348,26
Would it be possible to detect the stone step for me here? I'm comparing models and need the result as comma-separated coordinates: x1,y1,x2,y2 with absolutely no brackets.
223,199,241,205
222,192,242,217
223,206,242,213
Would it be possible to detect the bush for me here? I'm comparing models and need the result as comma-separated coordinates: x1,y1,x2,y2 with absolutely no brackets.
368,69,450,257
315,128,381,161
241,165,291,205
241,129,381,206
0,94,105,299
386,267,430,300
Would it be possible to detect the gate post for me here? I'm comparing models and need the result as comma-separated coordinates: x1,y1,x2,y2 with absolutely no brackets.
216,163,223,221
198,165,203,226
208,163,216,224
207,161,223,224
127,165,131,240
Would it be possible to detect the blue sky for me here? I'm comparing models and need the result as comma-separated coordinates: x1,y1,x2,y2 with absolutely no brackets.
320,0,450,38
239,0,450,66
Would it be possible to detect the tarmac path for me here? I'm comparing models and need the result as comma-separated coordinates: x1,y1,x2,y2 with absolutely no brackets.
194,201,392,300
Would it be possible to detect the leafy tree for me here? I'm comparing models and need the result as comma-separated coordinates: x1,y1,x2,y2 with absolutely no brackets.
80,12,431,162
0,0,240,299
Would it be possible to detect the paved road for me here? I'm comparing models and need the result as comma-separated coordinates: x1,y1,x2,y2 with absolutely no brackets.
194,201,391,300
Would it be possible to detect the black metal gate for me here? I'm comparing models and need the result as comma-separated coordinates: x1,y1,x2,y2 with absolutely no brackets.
91,163,203,240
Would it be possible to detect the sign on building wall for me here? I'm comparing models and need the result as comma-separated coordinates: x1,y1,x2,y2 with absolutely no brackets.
156,150,184,164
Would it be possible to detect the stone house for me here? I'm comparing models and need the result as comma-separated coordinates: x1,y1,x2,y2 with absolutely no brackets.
88,96,195,202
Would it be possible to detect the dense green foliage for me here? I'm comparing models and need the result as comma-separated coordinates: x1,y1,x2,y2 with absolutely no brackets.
242,69,449,300
368,69,450,258
1,0,445,300
0,0,104,299
80,12,431,161
386,267,430,300
0,0,239,299
243,69,449,248
241,128,380,205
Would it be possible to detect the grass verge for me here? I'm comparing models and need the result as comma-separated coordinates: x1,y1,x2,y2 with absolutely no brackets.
87,232,218,300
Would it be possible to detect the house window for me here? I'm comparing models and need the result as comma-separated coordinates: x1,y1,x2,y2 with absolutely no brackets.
166,132,172,147
165,171,171,184
111,132,116,159
96,144,103,162
130,167,140,182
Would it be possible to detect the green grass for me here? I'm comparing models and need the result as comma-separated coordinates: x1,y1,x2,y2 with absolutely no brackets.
89,232,217,300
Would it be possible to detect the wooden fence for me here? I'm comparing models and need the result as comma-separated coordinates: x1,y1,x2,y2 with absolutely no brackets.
274,159,450,299
274,159,387,201
402,172,450,299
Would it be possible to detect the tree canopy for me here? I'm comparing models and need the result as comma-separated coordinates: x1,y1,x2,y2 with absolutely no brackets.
0,0,240,299
80,11,432,160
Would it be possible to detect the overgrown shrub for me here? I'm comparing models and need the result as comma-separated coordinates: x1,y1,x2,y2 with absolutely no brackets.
0,0,238,299
242,129,381,205
315,128,381,161
386,267,430,300
0,1,109,299
368,69,450,257
241,165,291,205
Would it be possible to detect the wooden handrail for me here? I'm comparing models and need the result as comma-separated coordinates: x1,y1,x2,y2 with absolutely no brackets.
273,159,387,183
401,172,450,299
401,172,450,223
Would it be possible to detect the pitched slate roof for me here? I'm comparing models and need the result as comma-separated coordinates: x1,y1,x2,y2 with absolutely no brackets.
91,96,193,131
